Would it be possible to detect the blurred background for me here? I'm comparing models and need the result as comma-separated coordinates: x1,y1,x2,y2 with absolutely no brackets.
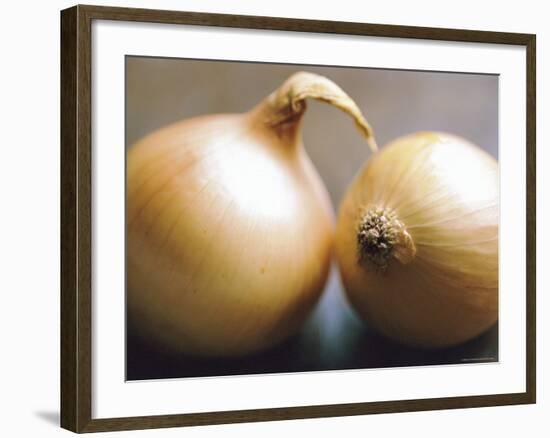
126,57,498,381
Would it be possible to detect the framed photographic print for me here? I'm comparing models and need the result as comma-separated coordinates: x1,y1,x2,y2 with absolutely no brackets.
60,4,536,433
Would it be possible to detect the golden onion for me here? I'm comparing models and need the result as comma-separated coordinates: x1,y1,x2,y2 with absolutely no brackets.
127,72,376,357
335,132,498,348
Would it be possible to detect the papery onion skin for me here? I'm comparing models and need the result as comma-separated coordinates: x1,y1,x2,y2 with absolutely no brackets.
335,132,498,348
127,72,376,357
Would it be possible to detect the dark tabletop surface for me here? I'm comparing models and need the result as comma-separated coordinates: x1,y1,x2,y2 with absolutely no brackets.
126,266,498,381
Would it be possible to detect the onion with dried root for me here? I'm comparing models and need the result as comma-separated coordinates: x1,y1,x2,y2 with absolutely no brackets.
336,132,499,348
127,72,376,357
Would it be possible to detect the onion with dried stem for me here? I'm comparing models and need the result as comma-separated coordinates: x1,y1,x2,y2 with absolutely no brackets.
127,72,376,357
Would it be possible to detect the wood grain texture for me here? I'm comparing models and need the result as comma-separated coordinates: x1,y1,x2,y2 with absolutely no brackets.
60,4,536,433
525,34,536,404
77,3,534,44
60,5,78,432
61,5,93,432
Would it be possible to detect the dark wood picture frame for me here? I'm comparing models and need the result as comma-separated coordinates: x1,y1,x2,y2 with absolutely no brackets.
61,4,536,433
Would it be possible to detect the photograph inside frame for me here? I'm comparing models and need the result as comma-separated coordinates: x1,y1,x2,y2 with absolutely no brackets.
125,56,499,381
